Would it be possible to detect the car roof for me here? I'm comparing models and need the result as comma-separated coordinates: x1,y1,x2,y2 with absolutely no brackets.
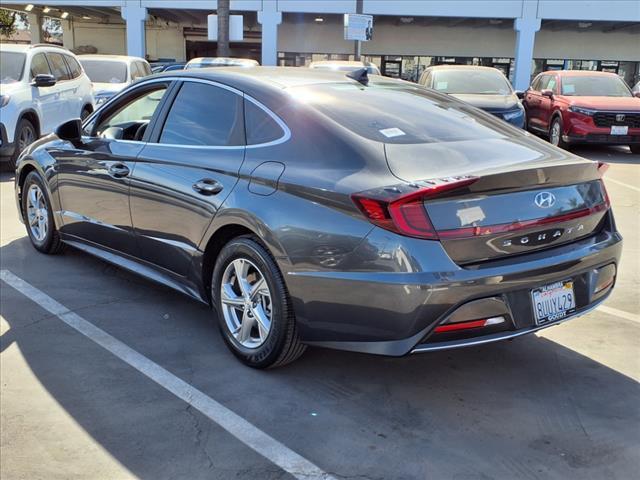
186,57,258,65
541,70,620,77
426,65,502,71
154,66,389,90
78,54,147,63
309,60,375,67
0,43,69,53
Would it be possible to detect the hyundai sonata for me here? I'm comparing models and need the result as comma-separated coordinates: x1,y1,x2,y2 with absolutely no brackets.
15,67,621,367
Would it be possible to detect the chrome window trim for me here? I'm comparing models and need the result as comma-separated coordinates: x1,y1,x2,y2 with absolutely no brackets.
83,76,291,150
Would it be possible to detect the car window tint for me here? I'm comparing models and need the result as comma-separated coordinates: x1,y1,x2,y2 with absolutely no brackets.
64,55,82,78
244,99,285,145
46,53,71,81
159,82,244,146
131,62,144,80
30,53,51,78
547,76,557,93
96,86,168,136
290,82,506,144
530,75,541,91
141,61,152,76
537,75,550,91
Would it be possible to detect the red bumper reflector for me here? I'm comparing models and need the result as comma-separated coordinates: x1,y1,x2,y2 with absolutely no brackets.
434,316,506,333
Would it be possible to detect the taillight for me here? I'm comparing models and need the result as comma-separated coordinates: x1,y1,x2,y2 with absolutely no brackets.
351,176,479,239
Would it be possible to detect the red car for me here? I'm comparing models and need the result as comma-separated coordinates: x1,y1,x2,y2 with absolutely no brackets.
523,70,640,153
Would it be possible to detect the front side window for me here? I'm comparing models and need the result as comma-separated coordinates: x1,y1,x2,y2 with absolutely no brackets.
46,53,71,81
432,69,512,95
80,59,127,83
159,82,244,146
0,51,26,83
30,53,51,79
547,76,558,93
561,75,632,97
94,85,168,139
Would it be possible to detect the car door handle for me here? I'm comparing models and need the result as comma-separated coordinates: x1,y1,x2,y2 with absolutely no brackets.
193,179,223,195
108,163,130,178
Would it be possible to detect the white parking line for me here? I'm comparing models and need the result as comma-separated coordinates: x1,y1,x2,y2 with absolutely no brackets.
0,269,334,480
606,178,640,193
598,304,640,324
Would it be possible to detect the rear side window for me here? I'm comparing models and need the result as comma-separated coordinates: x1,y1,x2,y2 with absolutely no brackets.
140,61,152,76
159,82,244,146
30,53,51,78
244,99,285,145
46,53,71,81
65,55,82,78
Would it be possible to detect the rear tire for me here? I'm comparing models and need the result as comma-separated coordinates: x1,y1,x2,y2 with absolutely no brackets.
21,171,65,254
8,118,37,171
630,145,640,155
212,236,306,368
549,116,568,149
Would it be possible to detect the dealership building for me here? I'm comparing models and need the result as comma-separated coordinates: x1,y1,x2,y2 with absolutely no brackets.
3,0,640,89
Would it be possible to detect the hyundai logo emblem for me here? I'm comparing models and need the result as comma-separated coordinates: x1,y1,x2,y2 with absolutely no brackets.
615,114,625,122
535,191,556,208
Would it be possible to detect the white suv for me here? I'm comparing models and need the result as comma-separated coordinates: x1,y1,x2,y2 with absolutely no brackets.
0,44,94,168
78,54,152,105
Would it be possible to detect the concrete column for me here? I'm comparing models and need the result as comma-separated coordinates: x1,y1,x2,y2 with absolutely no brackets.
61,18,74,51
513,1,541,91
258,0,282,66
121,4,147,58
27,13,42,44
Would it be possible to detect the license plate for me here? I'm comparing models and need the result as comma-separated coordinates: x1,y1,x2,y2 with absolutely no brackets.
531,280,576,325
611,125,628,135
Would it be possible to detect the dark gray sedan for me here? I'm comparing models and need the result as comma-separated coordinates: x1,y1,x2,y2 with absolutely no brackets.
14,67,621,368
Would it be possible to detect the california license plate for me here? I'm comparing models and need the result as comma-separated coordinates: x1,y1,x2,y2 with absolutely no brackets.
531,280,576,325
611,125,628,135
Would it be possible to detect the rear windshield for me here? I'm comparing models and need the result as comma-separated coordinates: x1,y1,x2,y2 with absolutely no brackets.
79,59,127,83
1,52,25,83
432,69,512,95
288,82,507,144
561,75,631,97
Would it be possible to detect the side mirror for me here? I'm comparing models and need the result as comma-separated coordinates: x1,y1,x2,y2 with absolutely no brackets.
55,119,83,147
32,74,56,88
541,89,554,98
515,90,525,99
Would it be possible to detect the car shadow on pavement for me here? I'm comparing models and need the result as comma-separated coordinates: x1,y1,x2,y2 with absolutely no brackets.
1,236,639,480
570,145,639,164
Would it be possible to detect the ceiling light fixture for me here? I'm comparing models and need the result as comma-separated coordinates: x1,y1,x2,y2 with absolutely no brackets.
43,7,51,13
25,4,34,11
82,15,91,20
61,11,69,19
314,17,324,23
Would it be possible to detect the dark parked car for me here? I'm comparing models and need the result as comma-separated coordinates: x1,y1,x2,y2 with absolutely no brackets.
523,70,640,152
418,65,526,128
15,68,621,368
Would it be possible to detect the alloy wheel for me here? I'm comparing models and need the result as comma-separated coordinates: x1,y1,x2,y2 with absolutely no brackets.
26,184,48,242
550,121,561,146
220,258,272,348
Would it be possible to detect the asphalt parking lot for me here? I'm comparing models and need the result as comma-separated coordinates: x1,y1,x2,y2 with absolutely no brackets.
1,145,639,480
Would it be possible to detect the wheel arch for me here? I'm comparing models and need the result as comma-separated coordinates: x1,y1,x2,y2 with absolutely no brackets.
18,109,41,138
199,217,291,303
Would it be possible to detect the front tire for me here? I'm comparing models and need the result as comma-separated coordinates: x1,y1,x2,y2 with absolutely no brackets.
21,171,64,254
212,236,306,368
549,116,568,149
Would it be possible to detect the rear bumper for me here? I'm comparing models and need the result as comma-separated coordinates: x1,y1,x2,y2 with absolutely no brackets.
289,223,622,356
